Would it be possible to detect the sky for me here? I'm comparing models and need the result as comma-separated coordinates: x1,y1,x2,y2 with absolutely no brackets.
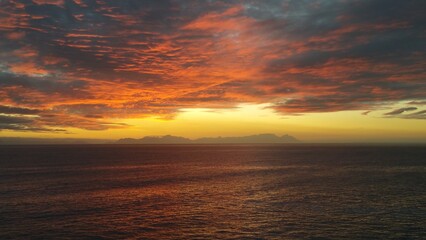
0,0,425,142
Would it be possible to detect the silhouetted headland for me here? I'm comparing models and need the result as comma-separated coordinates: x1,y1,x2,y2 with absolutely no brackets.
0,134,299,145
116,133,300,144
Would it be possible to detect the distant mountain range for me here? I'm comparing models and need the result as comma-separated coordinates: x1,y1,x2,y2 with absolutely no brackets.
116,133,300,144
0,134,300,145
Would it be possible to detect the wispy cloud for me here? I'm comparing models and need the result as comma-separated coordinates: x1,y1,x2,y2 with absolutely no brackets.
384,107,417,116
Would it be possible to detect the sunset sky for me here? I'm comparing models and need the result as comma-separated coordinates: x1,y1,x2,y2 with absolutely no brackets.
0,0,425,142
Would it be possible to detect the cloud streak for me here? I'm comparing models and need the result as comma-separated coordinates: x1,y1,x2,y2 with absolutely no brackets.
384,107,417,116
0,0,425,131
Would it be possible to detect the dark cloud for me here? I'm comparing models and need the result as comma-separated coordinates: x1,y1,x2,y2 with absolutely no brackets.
394,110,426,120
0,72,87,95
408,101,426,106
0,115,33,124
384,107,418,116
0,114,61,131
0,105,40,115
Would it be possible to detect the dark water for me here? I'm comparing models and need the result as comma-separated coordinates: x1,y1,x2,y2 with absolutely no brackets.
0,145,425,239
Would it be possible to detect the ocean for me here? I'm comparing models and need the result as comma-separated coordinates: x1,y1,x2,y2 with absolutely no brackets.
0,145,425,239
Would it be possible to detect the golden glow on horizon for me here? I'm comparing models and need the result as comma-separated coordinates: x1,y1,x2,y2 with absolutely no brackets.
2,103,426,143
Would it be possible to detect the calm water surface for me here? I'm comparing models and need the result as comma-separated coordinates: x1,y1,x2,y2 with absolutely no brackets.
0,145,425,239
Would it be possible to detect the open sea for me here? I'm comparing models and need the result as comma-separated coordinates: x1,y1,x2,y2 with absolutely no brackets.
0,144,425,239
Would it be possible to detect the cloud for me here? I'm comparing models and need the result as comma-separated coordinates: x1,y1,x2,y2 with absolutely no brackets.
393,110,426,120
384,107,418,116
0,0,425,131
0,114,61,132
407,101,426,106
0,105,40,115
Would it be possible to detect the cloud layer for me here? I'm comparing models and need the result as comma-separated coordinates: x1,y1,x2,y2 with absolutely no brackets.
0,0,425,131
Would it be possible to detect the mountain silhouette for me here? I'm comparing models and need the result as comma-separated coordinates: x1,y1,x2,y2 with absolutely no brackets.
116,133,300,144
0,134,300,145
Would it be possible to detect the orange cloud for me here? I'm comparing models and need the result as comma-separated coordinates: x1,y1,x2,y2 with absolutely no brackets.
32,0,64,6
9,62,49,75
6,31,26,40
0,0,425,131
